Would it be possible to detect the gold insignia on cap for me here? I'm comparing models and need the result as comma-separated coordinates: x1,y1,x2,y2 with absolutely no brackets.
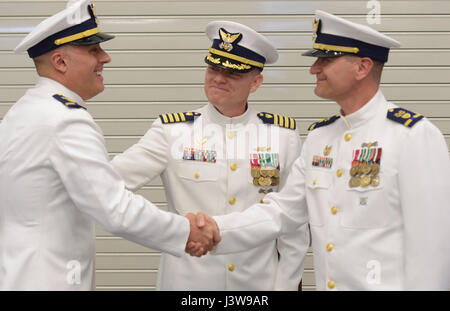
222,60,251,70
90,4,99,25
312,19,320,41
219,28,242,52
206,53,221,64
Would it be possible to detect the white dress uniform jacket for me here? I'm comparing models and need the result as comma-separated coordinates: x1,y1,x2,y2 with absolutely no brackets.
0,77,190,290
214,90,450,290
111,103,310,290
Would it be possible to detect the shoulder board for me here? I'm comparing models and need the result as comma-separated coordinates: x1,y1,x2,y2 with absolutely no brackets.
257,112,296,130
387,108,424,128
159,112,201,124
53,94,86,110
308,114,340,131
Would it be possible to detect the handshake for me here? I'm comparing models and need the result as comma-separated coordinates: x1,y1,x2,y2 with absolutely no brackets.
184,212,221,257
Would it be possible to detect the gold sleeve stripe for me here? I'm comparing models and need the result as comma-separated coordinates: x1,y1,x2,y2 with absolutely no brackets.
167,114,175,123
173,113,180,122
161,114,169,123
180,113,186,122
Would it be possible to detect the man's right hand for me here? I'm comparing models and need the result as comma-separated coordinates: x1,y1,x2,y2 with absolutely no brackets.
185,212,221,257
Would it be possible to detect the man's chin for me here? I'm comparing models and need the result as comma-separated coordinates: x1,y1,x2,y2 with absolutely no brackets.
314,87,333,101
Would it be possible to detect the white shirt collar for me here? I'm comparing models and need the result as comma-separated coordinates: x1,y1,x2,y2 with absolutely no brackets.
204,102,253,126
339,89,387,130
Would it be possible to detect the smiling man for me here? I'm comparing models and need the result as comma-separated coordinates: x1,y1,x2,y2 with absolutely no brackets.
0,0,218,290
111,21,310,290
210,10,450,290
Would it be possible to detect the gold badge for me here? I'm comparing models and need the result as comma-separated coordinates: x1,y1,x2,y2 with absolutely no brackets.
219,28,242,52
90,4,99,25
312,19,320,41
323,145,332,156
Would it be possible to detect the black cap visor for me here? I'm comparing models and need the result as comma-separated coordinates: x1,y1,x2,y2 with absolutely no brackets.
302,48,348,58
70,32,115,46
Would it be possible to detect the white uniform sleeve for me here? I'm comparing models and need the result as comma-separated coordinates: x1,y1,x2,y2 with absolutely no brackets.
399,121,450,290
110,119,168,192
274,130,309,290
49,113,189,257
214,154,309,255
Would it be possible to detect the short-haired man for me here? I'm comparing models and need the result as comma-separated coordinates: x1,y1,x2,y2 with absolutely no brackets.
0,0,218,290
210,11,450,290
111,21,309,290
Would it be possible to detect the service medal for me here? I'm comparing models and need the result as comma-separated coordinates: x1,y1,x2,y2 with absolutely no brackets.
370,175,380,187
371,163,380,176
350,165,359,177
360,175,371,187
251,167,261,178
273,169,280,178
349,176,361,188
260,168,270,177
360,163,371,175
259,177,272,186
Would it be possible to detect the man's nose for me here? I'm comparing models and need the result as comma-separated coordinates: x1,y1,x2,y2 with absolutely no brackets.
309,58,321,75
213,71,227,83
99,47,111,64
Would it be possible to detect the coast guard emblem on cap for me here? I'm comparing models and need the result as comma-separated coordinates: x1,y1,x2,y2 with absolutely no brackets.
53,94,86,110
90,3,99,24
312,19,321,41
204,21,278,73
219,28,242,52
387,108,423,128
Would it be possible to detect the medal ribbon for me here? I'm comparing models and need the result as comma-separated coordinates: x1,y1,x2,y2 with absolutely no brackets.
352,149,360,166
375,148,382,164
364,147,371,164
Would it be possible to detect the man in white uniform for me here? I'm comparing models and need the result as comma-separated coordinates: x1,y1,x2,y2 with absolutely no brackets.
210,11,450,290
111,21,310,290
0,0,218,290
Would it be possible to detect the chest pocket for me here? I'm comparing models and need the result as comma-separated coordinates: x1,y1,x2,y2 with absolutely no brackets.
342,170,398,229
176,161,220,182
305,169,332,227
172,161,220,216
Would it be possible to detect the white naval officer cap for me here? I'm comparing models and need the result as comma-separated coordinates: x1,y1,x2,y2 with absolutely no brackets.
14,0,114,58
205,21,278,72
303,10,400,63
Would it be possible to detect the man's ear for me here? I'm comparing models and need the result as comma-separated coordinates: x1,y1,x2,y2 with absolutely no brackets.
250,72,264,93
50,49,69,74
355,57,374,81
